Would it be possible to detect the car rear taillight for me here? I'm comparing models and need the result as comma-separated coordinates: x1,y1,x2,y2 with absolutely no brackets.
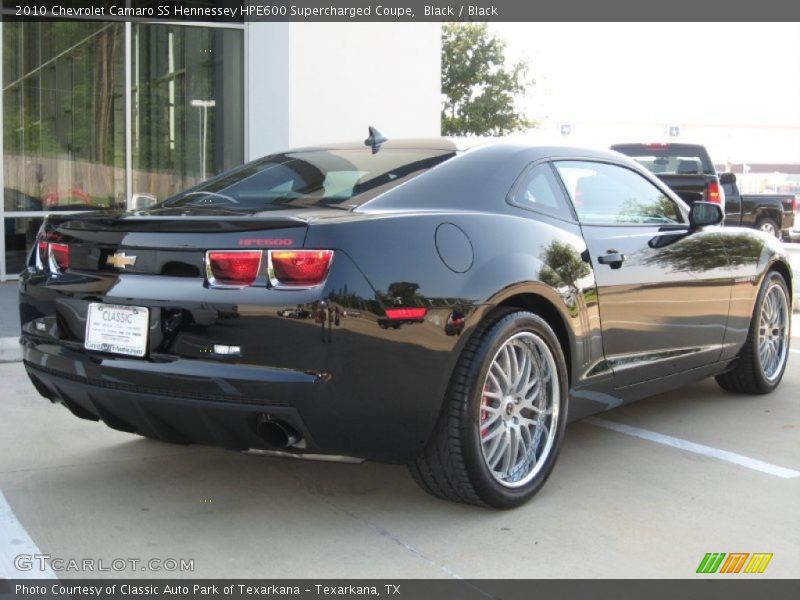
49,243,69,271
706,181,723,204
36,241,70,273
268,250,334,288
792,197,797,214
206,250,262,287
384,307,427,321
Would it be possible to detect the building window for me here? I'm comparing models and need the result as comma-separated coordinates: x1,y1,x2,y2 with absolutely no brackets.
131,24,243,202
1,21,245,278
3,21,126,212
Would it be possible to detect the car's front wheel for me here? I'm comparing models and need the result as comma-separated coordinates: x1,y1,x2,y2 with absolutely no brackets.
716,270,791,394
409,309,568,508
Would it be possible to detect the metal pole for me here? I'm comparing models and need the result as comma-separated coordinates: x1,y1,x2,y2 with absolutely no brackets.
124,22,133,210
198,108,203,180
202,105,208,181
0,22,6,282
191,100,215,181
243,22,250,163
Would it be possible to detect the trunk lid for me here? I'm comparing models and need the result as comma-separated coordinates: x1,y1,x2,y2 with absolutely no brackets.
42,208,312,276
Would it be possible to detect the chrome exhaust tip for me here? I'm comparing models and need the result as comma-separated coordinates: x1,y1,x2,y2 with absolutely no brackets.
255,414,301,449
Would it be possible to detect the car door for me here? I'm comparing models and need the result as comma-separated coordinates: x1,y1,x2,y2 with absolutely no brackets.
552,160,732,388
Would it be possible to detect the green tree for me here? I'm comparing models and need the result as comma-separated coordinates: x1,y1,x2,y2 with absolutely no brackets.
441,23,533,136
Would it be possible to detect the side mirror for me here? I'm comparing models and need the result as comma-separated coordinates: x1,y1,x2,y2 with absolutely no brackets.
131,193,157,210
689,201,724,229
719,172,736,185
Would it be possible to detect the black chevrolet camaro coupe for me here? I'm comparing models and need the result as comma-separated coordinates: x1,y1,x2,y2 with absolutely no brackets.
19,135,793,508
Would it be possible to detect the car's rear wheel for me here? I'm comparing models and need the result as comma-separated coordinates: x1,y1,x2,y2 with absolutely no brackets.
716,270,791,394
756,218,780,239
409,309,568,508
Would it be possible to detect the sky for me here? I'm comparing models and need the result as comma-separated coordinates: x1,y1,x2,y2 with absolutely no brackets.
490,22,800,126
488,23,800,164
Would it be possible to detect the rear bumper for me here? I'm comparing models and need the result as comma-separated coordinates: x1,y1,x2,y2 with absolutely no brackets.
22,335,327,453
19,311,465,464
25,359,316,454
785,224,800,241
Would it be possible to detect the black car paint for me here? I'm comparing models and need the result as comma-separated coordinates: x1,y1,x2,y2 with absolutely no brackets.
19,141,793,463
722,177,796,235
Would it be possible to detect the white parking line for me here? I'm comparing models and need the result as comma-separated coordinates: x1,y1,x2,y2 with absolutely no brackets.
586,418,800,479
0,490,55,579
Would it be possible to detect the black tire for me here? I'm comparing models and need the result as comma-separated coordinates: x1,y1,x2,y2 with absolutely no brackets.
408,308,569,508
756,218,780,239
715,270,791,394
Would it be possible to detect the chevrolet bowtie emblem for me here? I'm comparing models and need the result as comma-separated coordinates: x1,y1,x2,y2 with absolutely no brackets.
106,252,137,269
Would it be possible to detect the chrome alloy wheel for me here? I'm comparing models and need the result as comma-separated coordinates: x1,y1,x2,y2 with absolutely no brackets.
758,282,789,382
479,332,560,488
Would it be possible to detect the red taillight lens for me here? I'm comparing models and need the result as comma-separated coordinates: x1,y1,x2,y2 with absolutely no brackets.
792,197,797,214
49,243,69,271
384,307,427,321
206,250,262,287
706,181,722,204
37,241,69,273
269,250,334,287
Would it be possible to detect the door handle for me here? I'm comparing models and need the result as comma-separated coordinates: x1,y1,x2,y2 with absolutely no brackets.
597,251,626,269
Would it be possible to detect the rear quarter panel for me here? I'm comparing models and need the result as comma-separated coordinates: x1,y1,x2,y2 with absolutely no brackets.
305,206,604,432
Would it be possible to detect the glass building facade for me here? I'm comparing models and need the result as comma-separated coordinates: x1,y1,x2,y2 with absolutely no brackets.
1,21,244,278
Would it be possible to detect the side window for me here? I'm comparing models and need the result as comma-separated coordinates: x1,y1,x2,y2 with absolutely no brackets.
554,161,684,225
509,163,574,220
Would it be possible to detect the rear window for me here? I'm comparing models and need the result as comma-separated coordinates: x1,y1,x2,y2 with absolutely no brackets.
162,148,456,211
611,144,715,176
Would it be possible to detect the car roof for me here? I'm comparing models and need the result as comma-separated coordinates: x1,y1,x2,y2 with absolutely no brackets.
290,138,463,152
291,137,630,162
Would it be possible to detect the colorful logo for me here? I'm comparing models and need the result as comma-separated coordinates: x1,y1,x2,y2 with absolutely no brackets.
696,553,773,574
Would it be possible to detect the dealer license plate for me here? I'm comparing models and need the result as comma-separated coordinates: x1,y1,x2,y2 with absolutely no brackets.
84,303,149,357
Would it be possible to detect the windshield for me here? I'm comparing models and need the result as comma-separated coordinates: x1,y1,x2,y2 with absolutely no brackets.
162,148,456,211
611,144,715,176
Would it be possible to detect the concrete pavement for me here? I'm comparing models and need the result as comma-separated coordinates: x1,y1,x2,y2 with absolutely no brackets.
0,352,797,579
0,281,19,338
0,282,21,363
